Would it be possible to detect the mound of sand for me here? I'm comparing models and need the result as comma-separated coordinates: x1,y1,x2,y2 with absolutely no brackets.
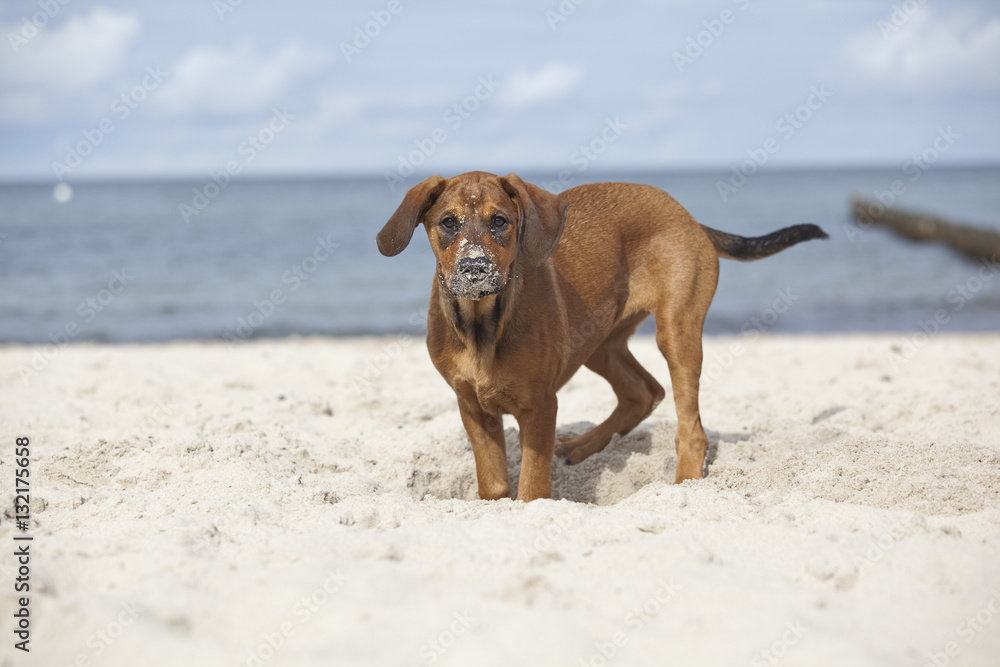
1,335,998,666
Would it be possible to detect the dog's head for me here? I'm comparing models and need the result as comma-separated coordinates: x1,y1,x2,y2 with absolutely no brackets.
377,172,567,300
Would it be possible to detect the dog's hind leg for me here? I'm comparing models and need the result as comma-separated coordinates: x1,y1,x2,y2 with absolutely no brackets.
654,286,715,483
556,321,666,464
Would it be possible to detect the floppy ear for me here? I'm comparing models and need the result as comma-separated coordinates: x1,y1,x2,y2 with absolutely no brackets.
501,173,568,267
377,175,446,256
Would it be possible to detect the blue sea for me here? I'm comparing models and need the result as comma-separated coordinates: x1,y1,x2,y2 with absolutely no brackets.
1,167,998,344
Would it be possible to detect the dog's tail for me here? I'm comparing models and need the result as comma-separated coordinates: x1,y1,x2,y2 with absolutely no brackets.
701,224,828,261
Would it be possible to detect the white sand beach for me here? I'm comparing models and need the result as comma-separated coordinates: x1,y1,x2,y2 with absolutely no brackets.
2,334,999,667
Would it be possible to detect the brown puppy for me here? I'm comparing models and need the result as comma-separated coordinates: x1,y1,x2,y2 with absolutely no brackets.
378,172,826,501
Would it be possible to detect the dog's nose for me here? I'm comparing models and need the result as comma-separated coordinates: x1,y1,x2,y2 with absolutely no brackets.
457,256,492,277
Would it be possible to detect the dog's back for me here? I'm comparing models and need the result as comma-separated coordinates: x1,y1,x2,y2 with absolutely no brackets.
557,181,827,266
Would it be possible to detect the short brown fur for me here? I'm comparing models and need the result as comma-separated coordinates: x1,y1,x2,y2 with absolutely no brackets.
378,171,826,501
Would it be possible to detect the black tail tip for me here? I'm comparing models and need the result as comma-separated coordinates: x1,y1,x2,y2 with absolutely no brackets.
799,223,829,241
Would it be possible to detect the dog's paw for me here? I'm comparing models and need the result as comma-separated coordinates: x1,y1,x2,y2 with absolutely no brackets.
556,435,603,464
555,438,586,462
554,439,575,459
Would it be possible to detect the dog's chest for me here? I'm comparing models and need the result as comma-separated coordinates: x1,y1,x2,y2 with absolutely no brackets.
446,350,518,414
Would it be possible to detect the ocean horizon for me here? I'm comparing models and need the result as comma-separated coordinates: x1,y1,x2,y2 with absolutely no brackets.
2,165,998,345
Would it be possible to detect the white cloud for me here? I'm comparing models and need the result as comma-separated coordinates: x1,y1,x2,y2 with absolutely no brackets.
299,90,367,136
625,82,689,133
155,40,331,117
840,8,1000,92
497,63,584,110
0,7,139,123
297,82,470,139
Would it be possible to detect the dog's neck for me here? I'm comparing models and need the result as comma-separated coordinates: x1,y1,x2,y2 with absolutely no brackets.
438,265,524,357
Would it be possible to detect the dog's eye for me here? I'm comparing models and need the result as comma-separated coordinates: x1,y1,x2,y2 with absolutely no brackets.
440,216,457,230
491,215,508,230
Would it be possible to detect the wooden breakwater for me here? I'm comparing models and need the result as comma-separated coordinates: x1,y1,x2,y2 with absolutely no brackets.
851,196,1000,263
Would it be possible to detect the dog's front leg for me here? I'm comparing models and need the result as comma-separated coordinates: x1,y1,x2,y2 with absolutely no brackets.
457,394,510,500
514,396,558,502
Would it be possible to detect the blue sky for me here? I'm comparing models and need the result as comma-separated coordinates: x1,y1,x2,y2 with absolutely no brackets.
1,0,998,181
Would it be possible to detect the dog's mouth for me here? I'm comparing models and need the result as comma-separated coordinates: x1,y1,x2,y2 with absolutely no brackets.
446,270,505,300
440,259,506,300
438,244,508,300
